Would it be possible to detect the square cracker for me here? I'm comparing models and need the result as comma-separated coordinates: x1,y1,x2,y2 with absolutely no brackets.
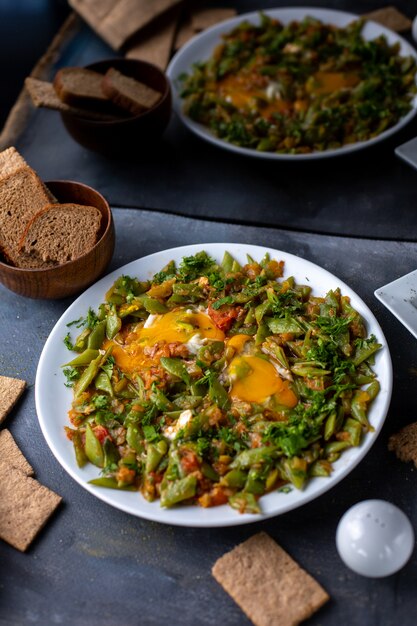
0,466,62,551
0,376,26,425
69,0,183,50
0,429,33,476
191,8,237,32
212,532,329,626
126,7,180,70
363,6,412,32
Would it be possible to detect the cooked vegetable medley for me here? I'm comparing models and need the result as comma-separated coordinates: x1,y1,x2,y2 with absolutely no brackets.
179,14,417,154
63,250,381,514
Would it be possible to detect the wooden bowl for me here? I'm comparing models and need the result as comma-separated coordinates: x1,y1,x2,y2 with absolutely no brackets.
60,58,172,155
0,180,115,299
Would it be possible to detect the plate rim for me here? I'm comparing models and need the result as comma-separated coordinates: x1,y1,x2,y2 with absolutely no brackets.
35,242,393,527
166,6,417,161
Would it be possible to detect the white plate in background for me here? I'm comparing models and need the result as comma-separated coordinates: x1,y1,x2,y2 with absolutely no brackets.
167,7,417,161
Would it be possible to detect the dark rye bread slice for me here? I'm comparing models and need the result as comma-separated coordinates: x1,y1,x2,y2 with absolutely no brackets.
25,77,121,121
0,167,55,268
53,67,110,107
0,147,57,203
0,147,28,178
102,68,162,116
53,67,126,117
20,203,102,264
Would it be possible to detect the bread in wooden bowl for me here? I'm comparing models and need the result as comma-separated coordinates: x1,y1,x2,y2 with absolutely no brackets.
58,59,171,155
0,178,114,299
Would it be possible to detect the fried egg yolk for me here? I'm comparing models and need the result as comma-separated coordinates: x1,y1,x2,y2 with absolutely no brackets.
227,334,297,407
229,355,297,406
107,309,224,374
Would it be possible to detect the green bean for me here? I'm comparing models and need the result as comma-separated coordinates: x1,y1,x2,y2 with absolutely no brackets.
208,375,230,409
103,438,120,467
150,385,173,411
95,370,113,396
87,320,106,349
309,459,332,477
244,468,265,495
89,477,137,491
160,475,197,507
230,446,276,470
74,347,112,398
221,251,234,273
201,462,219,481
324,441,350,456
281,457,308,489
352,341,382,366
106,306,121,340
160,357,191,385
85,424,104,468
351,391,371,426
72,431,88,468
267,318,304,335
63,349,99,367
73,328,90,352
343,418,362,446
221,469,247,488
255,321,269,346
255,300,271,323
137,294,168,314
146,440,168,473
229,491,260,514
126,424,144,453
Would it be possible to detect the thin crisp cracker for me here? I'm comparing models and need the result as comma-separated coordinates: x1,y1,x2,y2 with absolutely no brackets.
126,7,180,70
0,466,62,551
69,0,184,50
388,421,417,467
212,532,329,626
0,429,33,476
173,17,195,50
191,8,237,32
363,6,412,32
0,375,26,425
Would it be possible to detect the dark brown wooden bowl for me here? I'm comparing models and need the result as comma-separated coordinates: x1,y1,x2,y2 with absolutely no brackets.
60,58,172,155
0,180,115,299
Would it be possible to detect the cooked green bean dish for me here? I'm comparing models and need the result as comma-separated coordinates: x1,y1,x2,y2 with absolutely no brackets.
178,14,417,154
63,250,381,514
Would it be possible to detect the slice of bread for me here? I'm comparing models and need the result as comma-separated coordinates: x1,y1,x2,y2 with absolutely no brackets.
20,203,102,264
102,68,162,115
0,147,56,203
25,77,120,121
0,168,53,267
53,67,110,107
0,147,28,179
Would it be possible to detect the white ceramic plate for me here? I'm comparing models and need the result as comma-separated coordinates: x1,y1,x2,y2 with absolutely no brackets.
375,269,417,339
166,7,417,161
36,243,392,527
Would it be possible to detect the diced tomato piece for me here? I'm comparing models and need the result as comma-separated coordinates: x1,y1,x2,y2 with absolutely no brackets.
180,449,200,474
208,304,240,332
93,425,109,444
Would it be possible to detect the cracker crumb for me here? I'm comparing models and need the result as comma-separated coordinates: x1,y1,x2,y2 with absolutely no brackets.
388,422,417,467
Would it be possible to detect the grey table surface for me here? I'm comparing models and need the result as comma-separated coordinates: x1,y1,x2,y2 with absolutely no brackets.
1,208,417,626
